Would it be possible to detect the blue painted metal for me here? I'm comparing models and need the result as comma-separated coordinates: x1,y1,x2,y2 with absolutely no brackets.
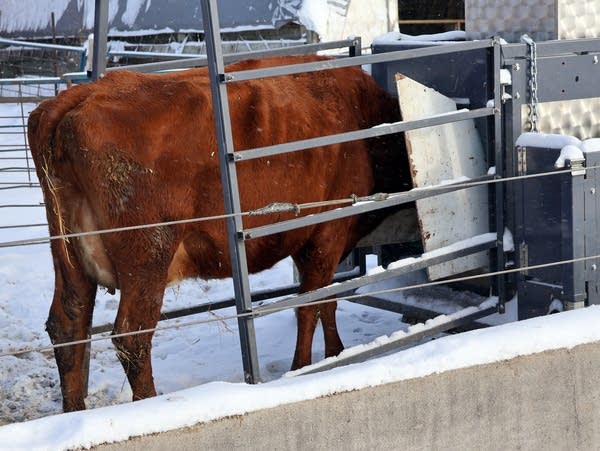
515,145,587,318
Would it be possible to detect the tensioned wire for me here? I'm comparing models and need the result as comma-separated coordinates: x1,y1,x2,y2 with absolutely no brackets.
0,163,585,249
0,250,597,359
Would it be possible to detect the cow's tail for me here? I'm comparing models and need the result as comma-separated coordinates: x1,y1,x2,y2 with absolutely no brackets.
27,84,93,265
27,83,93,170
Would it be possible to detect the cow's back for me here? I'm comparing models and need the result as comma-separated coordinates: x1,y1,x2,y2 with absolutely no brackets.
29,55,406,287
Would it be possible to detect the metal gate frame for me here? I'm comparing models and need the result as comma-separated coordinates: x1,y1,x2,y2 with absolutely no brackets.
197,0,505,382
85,0,600,380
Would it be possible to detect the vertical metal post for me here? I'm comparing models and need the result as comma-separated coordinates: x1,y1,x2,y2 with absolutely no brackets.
17,83,32,185
492,38,506,312
510,53,528,319
584,153,600,305
91,0,109,80
78,0,110,400
200,0,261,383
563,166,586,309
51,12,58,95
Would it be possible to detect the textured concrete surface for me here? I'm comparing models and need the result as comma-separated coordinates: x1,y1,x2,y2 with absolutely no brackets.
94,341,600,450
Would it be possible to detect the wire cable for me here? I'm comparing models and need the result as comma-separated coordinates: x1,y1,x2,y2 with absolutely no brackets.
1,250,598,359
0,163,585,249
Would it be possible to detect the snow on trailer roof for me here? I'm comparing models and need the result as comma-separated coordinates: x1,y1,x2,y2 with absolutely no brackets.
516,132,600,169
372,31,467,46
0,0,303,39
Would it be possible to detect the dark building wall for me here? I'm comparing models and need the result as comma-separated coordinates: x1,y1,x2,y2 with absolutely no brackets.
398,0,465,34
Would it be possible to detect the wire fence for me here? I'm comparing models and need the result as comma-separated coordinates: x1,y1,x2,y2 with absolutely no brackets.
0,165,581,249
0,79,65,195
2,240,599,360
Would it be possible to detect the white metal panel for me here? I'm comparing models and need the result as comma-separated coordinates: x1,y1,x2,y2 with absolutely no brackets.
522,98,600,139
396,74,489,280
465,0,600,43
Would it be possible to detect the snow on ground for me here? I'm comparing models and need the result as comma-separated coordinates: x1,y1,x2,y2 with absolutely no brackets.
3,305,600,451
0,98,594,451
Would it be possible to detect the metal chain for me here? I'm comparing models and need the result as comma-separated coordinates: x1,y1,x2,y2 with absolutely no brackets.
521,34,539,132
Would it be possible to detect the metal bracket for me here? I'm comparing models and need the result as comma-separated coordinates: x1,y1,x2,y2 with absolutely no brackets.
519,242,528,275
219,73,235,83
227,152,241,162
569,158,586,176
564,300,586,310
517,146,527,176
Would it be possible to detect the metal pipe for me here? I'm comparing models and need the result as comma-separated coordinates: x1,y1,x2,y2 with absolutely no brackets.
224,39,494,83
0,37,84,53
105,38,358,73
235,107,494,161
91,0,109,80
244,175,495,240
253,235,497,316
200,0,261,384
493,38,506,312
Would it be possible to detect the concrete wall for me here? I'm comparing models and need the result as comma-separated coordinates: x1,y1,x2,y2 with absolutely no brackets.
95,341,600,450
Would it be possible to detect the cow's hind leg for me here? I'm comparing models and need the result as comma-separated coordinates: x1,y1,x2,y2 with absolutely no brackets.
291,239,345,370
46,258,97,412
110,228,175,402
112,274,167,402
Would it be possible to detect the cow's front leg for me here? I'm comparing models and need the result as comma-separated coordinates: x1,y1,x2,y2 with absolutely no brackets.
291,238,346,370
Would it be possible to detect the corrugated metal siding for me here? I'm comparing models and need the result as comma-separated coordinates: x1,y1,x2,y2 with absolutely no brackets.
0,0,302,39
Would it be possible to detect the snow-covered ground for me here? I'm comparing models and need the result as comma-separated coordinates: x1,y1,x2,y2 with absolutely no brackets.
0,98,597,451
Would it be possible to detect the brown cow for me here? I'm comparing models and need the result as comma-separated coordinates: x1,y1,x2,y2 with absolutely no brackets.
28,55,410,412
